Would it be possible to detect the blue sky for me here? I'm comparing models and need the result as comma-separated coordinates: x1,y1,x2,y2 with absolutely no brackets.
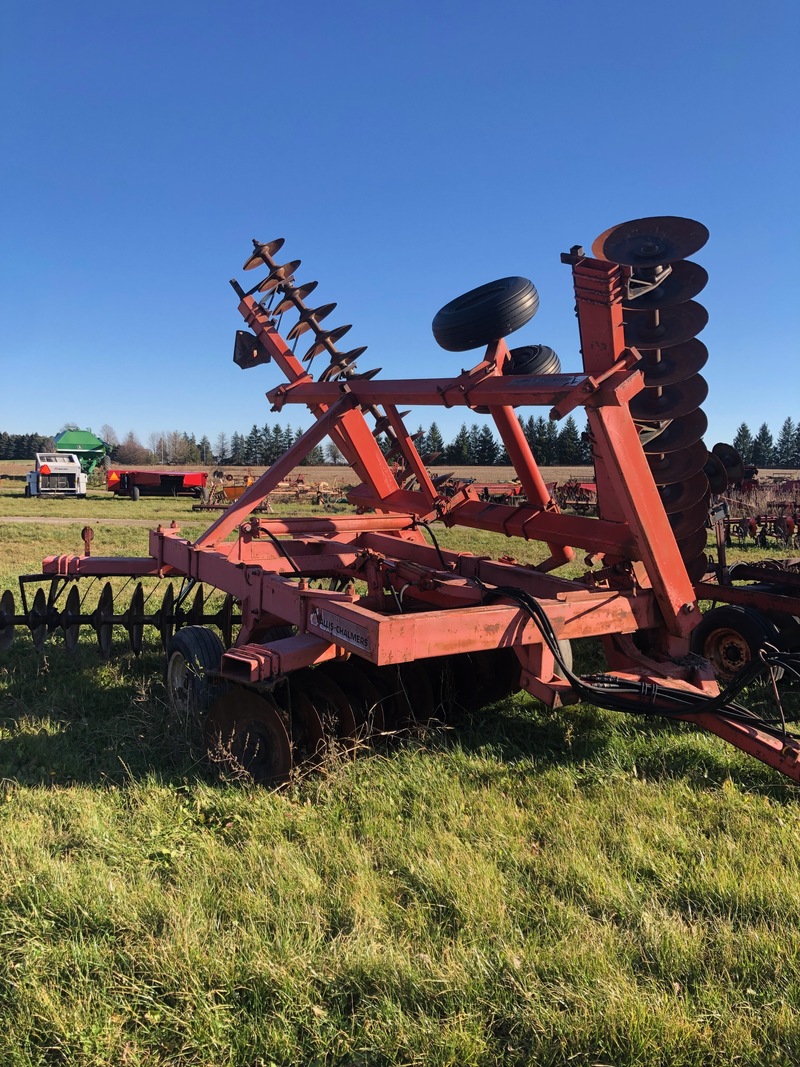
1,0,797,451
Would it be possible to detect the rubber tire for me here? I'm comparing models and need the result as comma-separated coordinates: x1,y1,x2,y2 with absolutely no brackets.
432,276,539,352
165,625,225,717
504,344,561,376
24,485,31,498
691,605,783,683
130,486,140,501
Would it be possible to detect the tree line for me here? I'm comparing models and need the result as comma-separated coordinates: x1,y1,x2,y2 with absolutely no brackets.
13,415,797,471
732,418,800,469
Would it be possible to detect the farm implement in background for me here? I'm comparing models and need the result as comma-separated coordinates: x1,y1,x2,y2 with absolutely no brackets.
2,216,800,785
106,467,208,501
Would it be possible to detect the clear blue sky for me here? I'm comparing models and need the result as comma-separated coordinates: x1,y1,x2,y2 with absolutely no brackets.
1,0,797,451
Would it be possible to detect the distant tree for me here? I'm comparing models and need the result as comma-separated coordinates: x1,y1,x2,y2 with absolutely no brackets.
100,424,119,450
116,431,149,465
579,418,593,464
229,432,245,465
243,425,261,465
426,423,445,459
557,416,582,464
215,432,229,465
195,435,211,464
325,441,345,465
775,418,796,468
732,422,754,464
793,424,800,470
750,422,775,468
475,424,499,465
445,424,471,464
542,420,560,465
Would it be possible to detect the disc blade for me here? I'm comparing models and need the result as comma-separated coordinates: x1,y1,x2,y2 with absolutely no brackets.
187,585,205,628
641,409,708,454
658,470,710,514
676,525,709,561
637,339,708,388
254,260,301,293
30,588,48,652
158,583,175,651
622,260,708,309
647,438,708,484
592,216,709,266
127,582,145,656
274,688,325,766
273,281,318,313
0,589,15,652
321,661,386,739
63,584,81,654
292,668,357,745
624,301,708,350
629,374,708,421
703,452,729,494
684,553,710,583
712,442,745,484
94,582,114,658
205,687,292,784
243,237,285,270
667,496,710,539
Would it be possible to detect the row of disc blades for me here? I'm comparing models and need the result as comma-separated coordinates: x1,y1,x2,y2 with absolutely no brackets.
205,648,521,783
592,216,719,582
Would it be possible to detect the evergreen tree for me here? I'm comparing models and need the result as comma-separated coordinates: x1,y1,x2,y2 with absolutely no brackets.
446,424,472,464
775,418,796,469
732,422,753,464
229,432,245,465
244,425,261,465
426,423,445,458
750,422,775,468
579,418,593,464
476,424,499,465
557,416,582,464
467,424,481,464
792,424,800,470
214,432,229,465
413,426,428,457
198,435,212,464
542,420,560,465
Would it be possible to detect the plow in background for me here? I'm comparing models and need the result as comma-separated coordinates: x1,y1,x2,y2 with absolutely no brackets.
2,216,800,785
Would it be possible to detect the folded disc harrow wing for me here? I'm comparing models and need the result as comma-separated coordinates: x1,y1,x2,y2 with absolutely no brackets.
3,217,800,785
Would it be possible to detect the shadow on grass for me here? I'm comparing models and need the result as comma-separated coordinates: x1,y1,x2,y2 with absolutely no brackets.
1,636,798,800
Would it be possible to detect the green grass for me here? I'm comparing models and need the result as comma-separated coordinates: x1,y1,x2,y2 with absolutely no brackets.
2,494,800,1065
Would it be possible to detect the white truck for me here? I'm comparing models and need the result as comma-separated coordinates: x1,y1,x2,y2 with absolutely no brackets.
25,453,87,498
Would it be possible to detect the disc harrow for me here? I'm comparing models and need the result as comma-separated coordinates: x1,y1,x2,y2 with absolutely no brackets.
5,216,800,788
592,215,715,583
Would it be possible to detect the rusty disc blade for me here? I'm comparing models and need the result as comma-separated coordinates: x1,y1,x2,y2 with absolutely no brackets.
676,525,709,561
622,260,708,309
703,452,729,494
292,668,357,745
186,584,205,628
638,338,708,387
647,439,708,484
158,582,175,651
0,589,16,652
30,587,48,652
94,582,114,658
641,409,708,454
126,582,145,656
254,260,302,294
321,661,386,739
684,552,710,583
629,374,708,421
243,238,285,270
272,281,318,313
624,301,708,350
274,687,325,767
667,496,710,539
592,216,709,266
658,470,710,514
205,687,292,784
712,442,745,484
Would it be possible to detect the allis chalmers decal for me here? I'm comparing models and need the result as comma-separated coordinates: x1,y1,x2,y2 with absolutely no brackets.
308,608,371,652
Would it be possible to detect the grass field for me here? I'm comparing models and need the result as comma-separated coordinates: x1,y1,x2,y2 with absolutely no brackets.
1,481,800,1066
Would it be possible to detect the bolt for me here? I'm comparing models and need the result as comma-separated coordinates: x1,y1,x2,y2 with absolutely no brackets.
682,603,695,614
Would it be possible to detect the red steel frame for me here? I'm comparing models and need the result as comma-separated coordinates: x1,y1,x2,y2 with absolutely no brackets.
37,248,800,782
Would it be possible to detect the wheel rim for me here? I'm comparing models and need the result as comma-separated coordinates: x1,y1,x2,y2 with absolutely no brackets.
703,626,753,681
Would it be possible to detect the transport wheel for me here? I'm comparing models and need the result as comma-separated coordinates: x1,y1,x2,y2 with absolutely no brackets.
205,686,292,785
165,625,224,717
130,486,140,501
503,344,561,376
24,485,31,498
432,276,539,352
691,606,783,683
